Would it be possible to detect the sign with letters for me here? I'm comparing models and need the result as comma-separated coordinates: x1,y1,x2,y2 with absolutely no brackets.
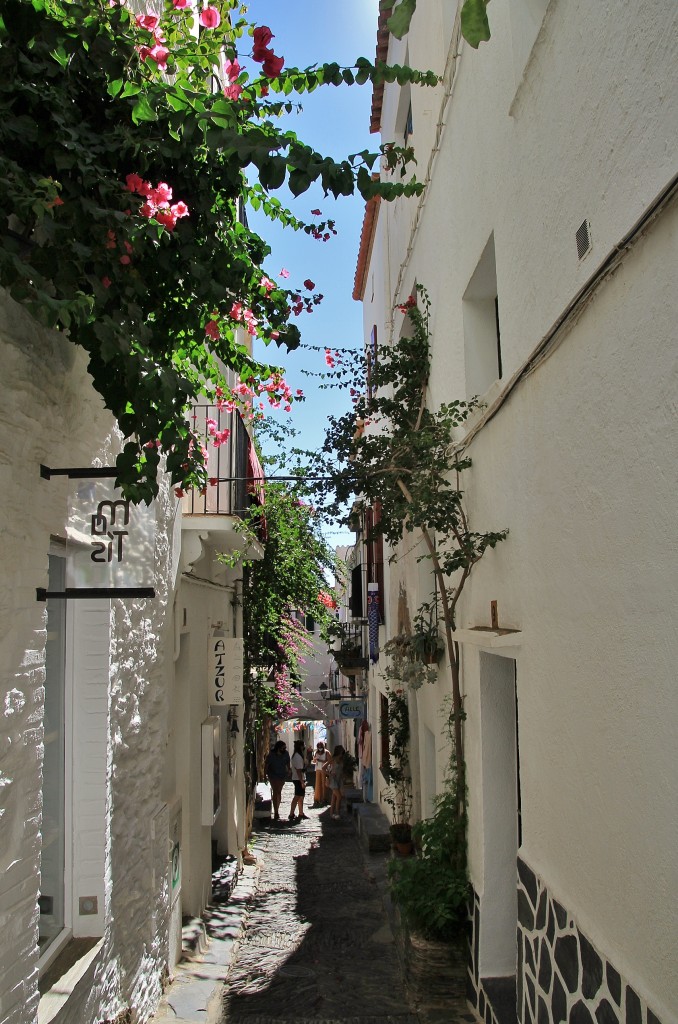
208,634,244,706
338,700,366,720
66,480,155,589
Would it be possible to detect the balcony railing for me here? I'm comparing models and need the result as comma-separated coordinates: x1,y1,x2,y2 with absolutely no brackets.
330,621,369,675
181,405,250,518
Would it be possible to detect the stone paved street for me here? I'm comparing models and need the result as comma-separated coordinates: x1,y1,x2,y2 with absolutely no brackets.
222,792,416,1024
219,789,471,1024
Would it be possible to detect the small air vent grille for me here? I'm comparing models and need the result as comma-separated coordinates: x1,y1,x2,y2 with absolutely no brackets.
576,219,592,260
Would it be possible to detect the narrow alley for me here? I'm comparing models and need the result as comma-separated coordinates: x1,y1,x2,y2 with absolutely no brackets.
153,791,472,1024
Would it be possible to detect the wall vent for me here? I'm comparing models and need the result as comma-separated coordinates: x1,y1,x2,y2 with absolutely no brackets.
575,219,592,260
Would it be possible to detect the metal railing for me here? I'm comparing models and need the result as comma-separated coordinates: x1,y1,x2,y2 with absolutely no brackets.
181,406,250,517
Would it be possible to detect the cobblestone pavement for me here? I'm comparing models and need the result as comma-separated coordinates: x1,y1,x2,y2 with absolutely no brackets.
221,792,419,1024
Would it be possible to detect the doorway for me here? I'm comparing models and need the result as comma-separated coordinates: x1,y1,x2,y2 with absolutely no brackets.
479,652,519,978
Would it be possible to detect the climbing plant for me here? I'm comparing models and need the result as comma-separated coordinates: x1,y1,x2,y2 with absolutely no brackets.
0,0,438,501
381,0,491,49
221,482,337,727
308,285,507,819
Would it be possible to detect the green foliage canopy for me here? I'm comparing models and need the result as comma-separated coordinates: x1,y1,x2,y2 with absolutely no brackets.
0,0,437,501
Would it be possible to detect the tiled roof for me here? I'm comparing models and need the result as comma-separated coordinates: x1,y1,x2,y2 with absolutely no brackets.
352,191,381,301
369,5,392,134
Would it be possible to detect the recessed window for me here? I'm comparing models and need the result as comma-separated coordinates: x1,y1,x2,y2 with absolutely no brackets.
463,234,502,398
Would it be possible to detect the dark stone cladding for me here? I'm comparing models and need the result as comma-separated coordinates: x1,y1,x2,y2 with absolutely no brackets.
515,857,665,1024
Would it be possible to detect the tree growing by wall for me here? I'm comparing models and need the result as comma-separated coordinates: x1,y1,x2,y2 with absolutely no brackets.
311,286,507,818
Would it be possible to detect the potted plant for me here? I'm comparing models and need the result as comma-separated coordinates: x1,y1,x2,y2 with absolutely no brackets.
411,600,444,665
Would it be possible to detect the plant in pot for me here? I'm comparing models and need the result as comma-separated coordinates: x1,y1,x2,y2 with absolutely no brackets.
383,632,437,692
411,600,444,665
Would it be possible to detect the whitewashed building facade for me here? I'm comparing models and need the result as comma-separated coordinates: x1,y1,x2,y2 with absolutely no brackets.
0,289,256,1024
354,3,678,1024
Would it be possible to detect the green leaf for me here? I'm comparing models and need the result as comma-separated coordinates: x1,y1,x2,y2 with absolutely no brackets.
131,95,157,124
460,0,491,48
386,0,417,40
120,80,141,98
107,77,123,98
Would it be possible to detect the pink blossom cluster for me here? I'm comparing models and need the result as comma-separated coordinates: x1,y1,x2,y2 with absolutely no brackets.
134,13,170,69
251,25,284,79
288,282,324,317
205,417,231,447
223,58,243,101
230,301,258,336
318,590,337,610
124,173,189,232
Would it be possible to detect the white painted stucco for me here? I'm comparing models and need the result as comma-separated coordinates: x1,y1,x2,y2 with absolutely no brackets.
359,1,678,1019
0,286,251,1023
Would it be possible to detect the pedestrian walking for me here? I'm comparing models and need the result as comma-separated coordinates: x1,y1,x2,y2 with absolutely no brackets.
264,740,290,822
289,739,308,822
325,744,345,819
312,741,329,807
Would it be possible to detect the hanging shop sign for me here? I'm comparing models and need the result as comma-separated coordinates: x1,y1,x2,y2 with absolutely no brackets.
338,700,366,720
37,466,156,599
208,634,244,705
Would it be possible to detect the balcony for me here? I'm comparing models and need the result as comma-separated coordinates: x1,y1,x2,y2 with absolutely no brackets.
180,405,265,565
328,621,369,676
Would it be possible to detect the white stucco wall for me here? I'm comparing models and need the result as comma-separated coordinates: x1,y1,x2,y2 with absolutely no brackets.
0,288,177,1024
360,0,678,1018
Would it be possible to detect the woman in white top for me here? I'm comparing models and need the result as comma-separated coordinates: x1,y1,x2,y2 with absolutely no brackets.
312,741,329,806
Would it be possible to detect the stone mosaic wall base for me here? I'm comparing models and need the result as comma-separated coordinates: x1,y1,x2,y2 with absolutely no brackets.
517,858,664,1024
466,890,515,1024
467,866,665,1024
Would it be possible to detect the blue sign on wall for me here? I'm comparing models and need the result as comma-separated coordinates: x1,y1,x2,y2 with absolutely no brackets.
338,700,365,720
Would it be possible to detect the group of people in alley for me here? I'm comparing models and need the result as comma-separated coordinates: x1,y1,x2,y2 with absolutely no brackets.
265,739,345,822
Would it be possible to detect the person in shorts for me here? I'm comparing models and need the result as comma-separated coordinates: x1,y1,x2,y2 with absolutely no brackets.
264,740,290,822
289,739,308,822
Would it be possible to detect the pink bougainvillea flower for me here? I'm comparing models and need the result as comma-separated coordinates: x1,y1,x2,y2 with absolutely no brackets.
270,330,280,340
174,487,185,498
229,301,243,321
156,210,177,230
295,388,303,397
170,201,189,218
199,6,220,28
224,58,241,81
140,44,170,69
260,276,275,293
125,172,145,193
260,83,269,97
119,254,131,265
303,279,315,290
279,268,290,279
139,201,155,218
101,276,112,288
311,209,321,216
204,319,221,339
208,477,218,487
223,82,243,101
149,182,172,205
123,240,133,254
252,25,273,51
135,13,159,30
172,0,193,7
261,51,284,79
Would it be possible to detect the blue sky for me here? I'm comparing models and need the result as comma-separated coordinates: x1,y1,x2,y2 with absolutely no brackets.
245,0,380,541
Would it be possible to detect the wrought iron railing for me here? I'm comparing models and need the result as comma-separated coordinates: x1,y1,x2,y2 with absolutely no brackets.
181,405,250,517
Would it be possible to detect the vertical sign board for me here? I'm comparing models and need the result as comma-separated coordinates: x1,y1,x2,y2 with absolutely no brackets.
201,717,221,826
66,480,156,588
208,635,244,706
